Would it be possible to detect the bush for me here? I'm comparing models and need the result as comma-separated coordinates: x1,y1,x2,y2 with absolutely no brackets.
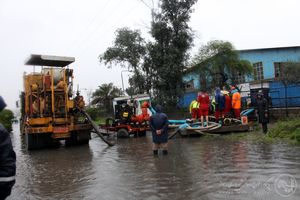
0,109,14,132
85,107,101,120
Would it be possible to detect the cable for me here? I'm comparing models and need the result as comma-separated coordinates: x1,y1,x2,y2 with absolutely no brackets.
76,1,139,57
66,0,122,55
64,0,111,54
139,0,152,10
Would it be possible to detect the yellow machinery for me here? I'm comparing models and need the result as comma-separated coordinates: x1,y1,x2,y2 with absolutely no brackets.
20,54,92,150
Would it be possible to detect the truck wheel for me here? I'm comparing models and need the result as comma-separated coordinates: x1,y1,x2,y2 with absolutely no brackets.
26,133,55,150
26,133,37,150
66,131,90,146
117,128,129,138
138,130,146,137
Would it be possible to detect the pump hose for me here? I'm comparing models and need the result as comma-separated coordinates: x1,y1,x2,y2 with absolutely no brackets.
168,123,190,139
80,110,115,146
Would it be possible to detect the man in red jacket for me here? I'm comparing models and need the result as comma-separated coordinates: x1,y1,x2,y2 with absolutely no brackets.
197,89,210,127
222,90,232,117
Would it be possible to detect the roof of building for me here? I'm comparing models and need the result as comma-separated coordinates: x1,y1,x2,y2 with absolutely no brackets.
238,45,300,52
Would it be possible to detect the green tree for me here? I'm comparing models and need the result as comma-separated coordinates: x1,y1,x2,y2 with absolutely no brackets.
279,61,300,84
99,27,146,94
0,109,14,132
99,0,197,107
147,0,197,107
191,40,253,90
91,83,123,115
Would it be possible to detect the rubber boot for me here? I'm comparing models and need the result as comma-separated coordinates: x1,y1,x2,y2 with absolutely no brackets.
162,150,168,155
153,150,158,155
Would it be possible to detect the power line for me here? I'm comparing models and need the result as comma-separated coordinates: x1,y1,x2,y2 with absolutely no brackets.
64,0,120,54
139,0,152,10
64,0,111,54
72,0,123,55
76,1,139,57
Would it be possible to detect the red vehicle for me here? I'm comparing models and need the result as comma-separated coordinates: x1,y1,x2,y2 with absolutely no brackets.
99,94,152,138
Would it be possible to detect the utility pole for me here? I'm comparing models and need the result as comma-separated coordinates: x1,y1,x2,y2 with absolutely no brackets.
121,70,131,92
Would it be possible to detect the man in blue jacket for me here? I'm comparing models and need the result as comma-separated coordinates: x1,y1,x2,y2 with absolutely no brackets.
215,88,226,123
0,96,16,200
149,105,169,155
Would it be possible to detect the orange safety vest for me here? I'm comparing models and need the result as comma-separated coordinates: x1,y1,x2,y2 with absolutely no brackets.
232,92,241,109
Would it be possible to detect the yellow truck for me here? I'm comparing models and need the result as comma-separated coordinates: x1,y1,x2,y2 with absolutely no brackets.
20,54,92,150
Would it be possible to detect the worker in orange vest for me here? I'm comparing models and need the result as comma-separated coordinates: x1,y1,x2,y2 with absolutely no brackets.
231,85,241,119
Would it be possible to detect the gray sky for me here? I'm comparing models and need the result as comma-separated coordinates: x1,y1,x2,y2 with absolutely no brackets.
1,0,300,110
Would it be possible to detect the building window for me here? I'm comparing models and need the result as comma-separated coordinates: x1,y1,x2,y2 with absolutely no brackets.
253,62,264,80
274,62,288,78
235,72,246,84
184,80,194,90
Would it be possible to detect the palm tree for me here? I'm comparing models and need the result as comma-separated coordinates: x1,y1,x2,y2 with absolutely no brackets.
91,83,123,115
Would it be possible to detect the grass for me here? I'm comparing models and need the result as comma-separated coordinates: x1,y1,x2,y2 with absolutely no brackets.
206,119,300,145
267,118,300,144
93,117,108,125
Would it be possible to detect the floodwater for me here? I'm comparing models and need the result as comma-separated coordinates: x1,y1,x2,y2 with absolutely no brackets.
8,123,300,200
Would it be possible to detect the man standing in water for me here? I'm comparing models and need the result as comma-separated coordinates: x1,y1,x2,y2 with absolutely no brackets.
0,96,16,200
255,91,269,134
150,105,169,155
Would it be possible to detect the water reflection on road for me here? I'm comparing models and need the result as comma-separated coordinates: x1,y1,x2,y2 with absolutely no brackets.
8,123,300,200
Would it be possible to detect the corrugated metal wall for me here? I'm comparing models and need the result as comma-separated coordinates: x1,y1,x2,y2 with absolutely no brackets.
180,92,198,108
269,81,300,107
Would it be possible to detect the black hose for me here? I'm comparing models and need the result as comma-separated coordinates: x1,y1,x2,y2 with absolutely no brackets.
80,110,115,146
168,128,181,139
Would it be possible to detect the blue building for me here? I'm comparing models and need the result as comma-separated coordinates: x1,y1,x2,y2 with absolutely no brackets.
181,46,300,108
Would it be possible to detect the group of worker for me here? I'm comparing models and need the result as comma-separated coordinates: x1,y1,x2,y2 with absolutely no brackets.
189,85,242,126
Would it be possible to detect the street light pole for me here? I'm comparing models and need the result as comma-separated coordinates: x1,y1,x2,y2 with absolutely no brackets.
121,72,124,92
121,70,130,92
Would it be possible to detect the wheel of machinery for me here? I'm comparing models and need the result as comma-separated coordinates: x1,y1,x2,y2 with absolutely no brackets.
138,130,147,137
117,128,129,138
26,133,57,150
65,131,90,146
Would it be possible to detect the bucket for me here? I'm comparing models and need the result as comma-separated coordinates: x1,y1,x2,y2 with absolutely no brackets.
241,116,248,125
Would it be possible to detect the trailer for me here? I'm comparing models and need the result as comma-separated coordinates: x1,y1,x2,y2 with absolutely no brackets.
99,94,152,138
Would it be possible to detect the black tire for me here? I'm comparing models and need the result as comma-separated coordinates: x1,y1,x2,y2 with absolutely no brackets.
65,131,90,146
26,133,56,150
138,130,146,137
117,128,129,138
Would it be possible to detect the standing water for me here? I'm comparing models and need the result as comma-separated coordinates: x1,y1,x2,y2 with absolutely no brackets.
8,123,300,200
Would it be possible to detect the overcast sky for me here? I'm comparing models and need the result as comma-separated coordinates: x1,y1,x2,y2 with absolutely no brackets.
1,0,299,110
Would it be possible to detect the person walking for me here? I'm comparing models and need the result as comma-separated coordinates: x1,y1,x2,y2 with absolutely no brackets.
0,96,16,200
231,85,241,119
215,88,226,124
198,89,210,127
149,105,169,155
255,92,269,134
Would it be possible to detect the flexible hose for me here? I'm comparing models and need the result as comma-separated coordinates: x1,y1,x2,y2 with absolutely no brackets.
80,110,115,146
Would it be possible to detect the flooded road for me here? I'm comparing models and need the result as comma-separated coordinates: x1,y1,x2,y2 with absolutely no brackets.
8,123,300,200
